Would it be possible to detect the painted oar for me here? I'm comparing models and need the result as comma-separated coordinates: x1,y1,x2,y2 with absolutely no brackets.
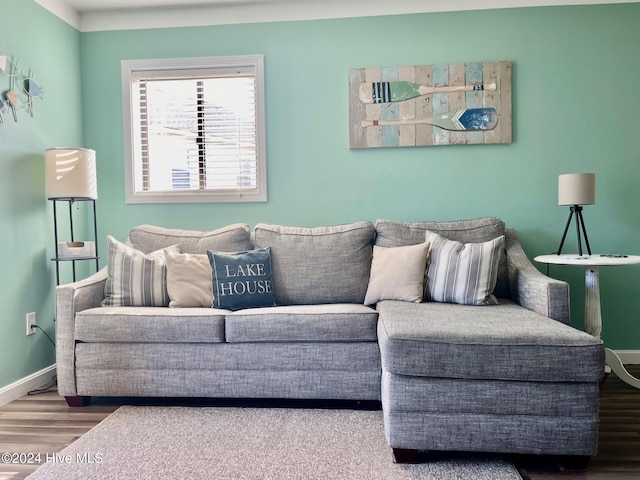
359,81,496,104
6,91,18,122
361,108,498,131
25,78,43,98
0,55,20,77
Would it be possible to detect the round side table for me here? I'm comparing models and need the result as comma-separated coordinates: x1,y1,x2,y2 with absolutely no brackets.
535,254,640,389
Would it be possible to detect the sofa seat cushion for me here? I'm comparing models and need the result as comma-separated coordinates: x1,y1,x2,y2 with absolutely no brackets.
225,304,378,342
73,343,382,400
74,342,381,372
75,307,227,343
382,371,600,417
377,300,604,382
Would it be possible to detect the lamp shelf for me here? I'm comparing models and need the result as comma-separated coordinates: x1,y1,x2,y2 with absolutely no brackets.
51,256,100,262
50,198,99,285
47,196,96,202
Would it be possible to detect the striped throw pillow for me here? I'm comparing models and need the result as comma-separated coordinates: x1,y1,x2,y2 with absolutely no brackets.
424,231,504,306
102,235,179,307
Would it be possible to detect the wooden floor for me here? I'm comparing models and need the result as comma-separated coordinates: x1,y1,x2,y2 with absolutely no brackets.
0,367,638,480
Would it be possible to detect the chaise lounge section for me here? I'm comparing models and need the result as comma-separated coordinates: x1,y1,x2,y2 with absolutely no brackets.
378,300,603,461
373,219,604,463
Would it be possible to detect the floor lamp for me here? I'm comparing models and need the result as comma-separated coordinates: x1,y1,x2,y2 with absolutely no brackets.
46,147,99,284
556,173,595,256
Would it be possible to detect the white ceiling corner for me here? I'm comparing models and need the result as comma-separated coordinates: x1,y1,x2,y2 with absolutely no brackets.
35,0,81,30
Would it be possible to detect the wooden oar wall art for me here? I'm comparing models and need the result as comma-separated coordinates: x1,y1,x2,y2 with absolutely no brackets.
361,108,498,131
359,81,497,104
348,61,512,148
0,50,45,123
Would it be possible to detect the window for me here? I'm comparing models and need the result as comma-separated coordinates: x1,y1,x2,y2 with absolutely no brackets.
121,55,267,203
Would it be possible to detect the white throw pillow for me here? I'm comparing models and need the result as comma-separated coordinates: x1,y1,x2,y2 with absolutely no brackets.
102,236,179,307
165,249,214,308
364,242,430,305
424,231,504,306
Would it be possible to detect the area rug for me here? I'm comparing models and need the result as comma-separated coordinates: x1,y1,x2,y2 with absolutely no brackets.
27,406,522,479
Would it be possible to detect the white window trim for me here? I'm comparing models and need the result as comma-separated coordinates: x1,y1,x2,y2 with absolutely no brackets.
121,54,267,204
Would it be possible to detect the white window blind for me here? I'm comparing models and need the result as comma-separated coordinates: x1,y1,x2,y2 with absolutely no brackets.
122,55,267,204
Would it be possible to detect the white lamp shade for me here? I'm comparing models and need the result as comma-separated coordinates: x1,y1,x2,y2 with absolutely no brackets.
46,148,98,200
558,173,595,206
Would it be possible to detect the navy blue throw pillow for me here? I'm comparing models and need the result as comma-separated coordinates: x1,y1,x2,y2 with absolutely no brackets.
206,247,276,311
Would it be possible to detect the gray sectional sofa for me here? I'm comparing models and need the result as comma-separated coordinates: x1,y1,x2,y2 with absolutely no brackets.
55,217,605,464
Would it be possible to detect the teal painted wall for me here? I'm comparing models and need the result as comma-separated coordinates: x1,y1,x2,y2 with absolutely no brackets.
3,2,640,392
0,1,84,389
81,4,640,349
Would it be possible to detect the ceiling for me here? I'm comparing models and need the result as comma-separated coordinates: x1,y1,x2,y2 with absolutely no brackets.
65,0,269,12
59,0,638,12
36,0,639,32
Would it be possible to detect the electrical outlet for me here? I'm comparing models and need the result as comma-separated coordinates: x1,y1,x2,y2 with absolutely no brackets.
26,312,37,336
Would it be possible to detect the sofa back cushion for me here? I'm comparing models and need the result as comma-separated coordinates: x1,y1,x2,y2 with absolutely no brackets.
253,222,375,305
374,217,509,298
128,224,252,254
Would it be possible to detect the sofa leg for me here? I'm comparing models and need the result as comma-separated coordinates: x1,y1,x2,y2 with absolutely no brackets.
392,448,420,464
65,396,90,407
557,455,591,470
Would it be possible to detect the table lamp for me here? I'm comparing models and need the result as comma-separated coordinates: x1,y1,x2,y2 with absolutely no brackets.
556,173,595,256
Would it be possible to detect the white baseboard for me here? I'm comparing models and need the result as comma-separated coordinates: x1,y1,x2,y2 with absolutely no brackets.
0,365,57,407
613,350,640,365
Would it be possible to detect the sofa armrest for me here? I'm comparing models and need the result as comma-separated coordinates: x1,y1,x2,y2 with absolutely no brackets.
55,268,108,396
505,228,570,324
